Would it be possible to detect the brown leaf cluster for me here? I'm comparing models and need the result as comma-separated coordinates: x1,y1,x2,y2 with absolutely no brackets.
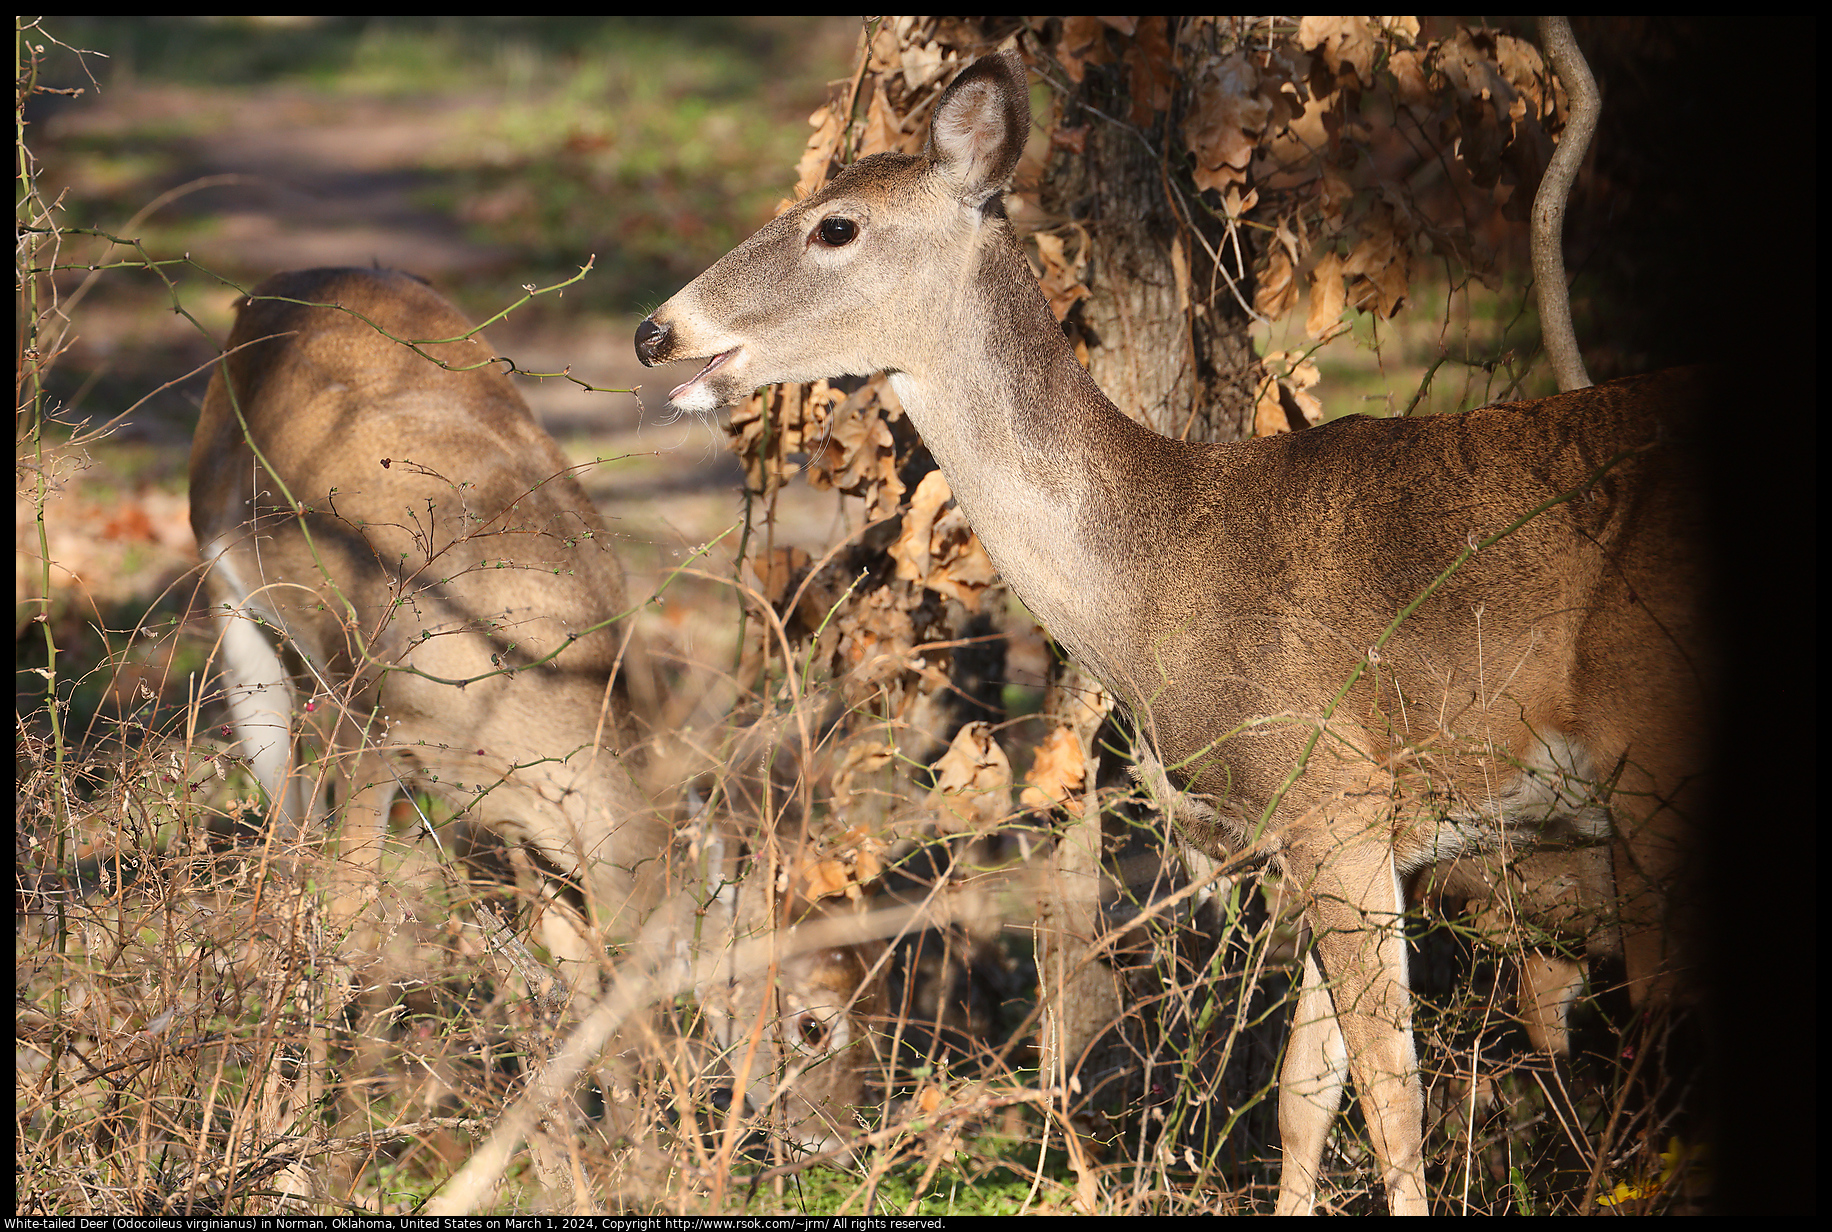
889,470,999,614
929,722,1014,834
1183,51,1272,196
831,583,943,699
725,376,906,520
787,16,968,206
785,824,888,904
1159,18,1567,344
1254,20,1560,338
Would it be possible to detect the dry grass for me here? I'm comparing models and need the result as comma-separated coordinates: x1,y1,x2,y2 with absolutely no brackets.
14,675,1705,1215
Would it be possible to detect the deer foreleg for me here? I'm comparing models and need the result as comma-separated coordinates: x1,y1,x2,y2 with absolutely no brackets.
1288,834,1428,1216
1275,946,1349,1215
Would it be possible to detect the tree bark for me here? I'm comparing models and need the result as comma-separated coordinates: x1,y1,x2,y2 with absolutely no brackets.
1039,55,1261,443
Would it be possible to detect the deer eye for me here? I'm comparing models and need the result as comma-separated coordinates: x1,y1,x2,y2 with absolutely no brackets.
816,217,858,247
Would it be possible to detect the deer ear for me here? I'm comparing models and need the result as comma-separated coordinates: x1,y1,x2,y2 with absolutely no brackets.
924,48,1029,207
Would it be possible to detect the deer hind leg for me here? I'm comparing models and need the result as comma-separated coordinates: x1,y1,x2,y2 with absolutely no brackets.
1442,874,1576,1060
1420,838,1628,1065
1285,829,1429,1216
1612,797,1689,1011
1516,953,1585,1058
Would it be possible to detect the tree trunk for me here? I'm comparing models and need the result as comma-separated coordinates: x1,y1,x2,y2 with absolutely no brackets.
1039,58,1261,443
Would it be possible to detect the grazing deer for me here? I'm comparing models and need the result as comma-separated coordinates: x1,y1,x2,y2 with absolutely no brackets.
192,267,881,1156
636,50,1707,1213
659,829,890,1154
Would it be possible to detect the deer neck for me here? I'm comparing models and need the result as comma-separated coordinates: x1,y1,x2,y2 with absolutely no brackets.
885,227,1208,683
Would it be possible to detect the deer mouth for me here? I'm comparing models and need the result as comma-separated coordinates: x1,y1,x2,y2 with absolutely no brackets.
669,348,739,404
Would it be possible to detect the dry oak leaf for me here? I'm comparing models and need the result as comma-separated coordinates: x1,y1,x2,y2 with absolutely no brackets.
1317,168,1354,227
1254,379,1292,438
805,381,906,519
832,823,887,886
1020,723,1087,812
1123,16,1177,125
728,379,840,494
831,740,897,816
1057,15,1122,83
796,857,858,903
1254,350,1325,437
722,388,779,494
1297,15,1385,88
1254,217,1303,320
930,721,1014,834
791,829,886,904
833,584,922,704
889,470,998,612
1387,46,1433,111
1343,219,1412,319
925,503,999,611
1032,228,1092,324
794,100,846,199
1271,351,1324,402
860,79,914,159
1306,249,1349,339
897,39,951,94
1431,29,1550,191
1183,52,1272,196
1492,33,1554,119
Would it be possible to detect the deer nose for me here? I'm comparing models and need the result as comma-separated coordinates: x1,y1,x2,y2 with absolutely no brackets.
634,317,666,367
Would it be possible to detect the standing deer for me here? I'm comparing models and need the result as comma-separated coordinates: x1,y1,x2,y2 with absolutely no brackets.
636,50,1707,1213
192,267,882,1158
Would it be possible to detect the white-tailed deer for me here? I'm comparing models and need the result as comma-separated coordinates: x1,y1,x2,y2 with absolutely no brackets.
651,829,889,1154
194,267,660,943
192,267,881,1155
637,51,1707,1213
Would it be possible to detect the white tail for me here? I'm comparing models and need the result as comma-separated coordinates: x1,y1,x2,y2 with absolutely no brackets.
192,267,881,1154
637,51,1708,1213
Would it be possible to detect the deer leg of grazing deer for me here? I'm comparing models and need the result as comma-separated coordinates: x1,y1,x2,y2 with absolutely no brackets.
1418,844,1620,1057
637,49,1705,1213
